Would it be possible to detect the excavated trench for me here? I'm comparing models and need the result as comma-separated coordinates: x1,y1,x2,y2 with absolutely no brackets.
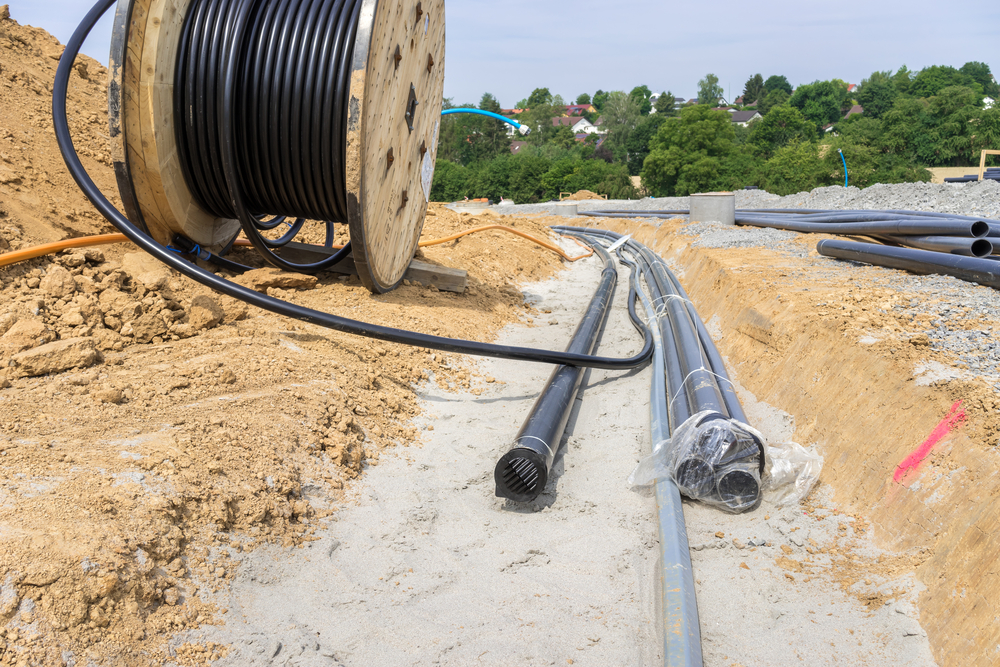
573,215,1000,666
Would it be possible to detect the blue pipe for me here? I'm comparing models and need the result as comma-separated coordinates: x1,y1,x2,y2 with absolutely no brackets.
441,108,530,135
838,149,848,187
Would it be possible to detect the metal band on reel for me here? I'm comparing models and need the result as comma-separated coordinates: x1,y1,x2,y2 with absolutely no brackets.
108,0,446,293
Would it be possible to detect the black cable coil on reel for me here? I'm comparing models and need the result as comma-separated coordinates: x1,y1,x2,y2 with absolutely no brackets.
174,0,365,272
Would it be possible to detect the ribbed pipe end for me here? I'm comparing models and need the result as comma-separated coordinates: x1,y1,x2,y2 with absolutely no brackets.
495,449,548,502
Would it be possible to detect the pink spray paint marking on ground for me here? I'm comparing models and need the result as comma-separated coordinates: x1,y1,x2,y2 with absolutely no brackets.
893,401,965,484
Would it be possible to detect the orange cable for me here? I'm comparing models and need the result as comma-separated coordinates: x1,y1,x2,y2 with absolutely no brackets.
0,233,128,268
418,225,593,261
0,225,591,268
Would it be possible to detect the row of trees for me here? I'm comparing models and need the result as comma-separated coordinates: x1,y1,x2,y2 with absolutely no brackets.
431,62,1000,203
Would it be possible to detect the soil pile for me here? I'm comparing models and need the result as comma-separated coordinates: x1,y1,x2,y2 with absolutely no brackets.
564,189,606,201
0,7,119,248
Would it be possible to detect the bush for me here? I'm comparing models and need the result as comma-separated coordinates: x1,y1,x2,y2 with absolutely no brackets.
429,160,470,202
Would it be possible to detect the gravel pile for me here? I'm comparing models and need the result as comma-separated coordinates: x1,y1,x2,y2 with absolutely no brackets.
499,180,1000,220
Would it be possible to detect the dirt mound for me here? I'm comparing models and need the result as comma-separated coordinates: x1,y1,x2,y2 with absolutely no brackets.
0,200,575,664
564,189,606,201
0,8,119,247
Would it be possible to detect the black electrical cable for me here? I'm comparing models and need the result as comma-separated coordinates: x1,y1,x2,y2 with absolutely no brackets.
55,0,653,371
174,0,360,273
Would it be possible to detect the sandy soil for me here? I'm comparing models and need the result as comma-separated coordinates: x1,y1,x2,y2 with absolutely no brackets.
161,249,939,667
172,247,661,666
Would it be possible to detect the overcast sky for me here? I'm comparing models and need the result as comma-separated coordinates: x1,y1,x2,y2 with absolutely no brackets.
9,0,999,107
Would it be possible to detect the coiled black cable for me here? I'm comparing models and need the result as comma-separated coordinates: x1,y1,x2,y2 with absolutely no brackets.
175,0,362,272
54,0,653,371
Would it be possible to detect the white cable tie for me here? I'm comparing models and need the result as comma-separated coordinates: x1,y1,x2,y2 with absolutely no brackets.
516,435,554,458
606,234,632,253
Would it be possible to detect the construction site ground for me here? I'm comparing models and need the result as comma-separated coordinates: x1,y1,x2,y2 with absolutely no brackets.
1,9,998,666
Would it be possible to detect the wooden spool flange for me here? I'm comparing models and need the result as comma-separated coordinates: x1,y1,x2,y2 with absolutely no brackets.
108,0,446,293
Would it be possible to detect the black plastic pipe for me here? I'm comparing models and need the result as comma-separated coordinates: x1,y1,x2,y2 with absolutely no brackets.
734,217,990,238
53,0,654,372
494,241,621,502
552,226,764,511
871,235,993,257
817,240,1000,289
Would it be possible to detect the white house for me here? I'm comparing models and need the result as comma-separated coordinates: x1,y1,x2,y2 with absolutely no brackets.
729,110,762,127
552,116,603,135
985,96,995,110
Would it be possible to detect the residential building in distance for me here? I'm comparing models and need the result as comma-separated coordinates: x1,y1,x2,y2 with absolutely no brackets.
552,116,601,134
729,110,762,127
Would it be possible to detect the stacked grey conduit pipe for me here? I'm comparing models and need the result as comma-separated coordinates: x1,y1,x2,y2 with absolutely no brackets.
582,208,1000,290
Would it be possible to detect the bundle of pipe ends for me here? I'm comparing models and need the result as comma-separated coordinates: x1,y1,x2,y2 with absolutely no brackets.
493,225,764,512
583,207,1000,291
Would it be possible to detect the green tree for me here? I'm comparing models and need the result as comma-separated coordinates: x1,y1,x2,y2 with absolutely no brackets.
697,73,724,106
856,80,898,119
549,125,577,150
540,158,637,200
971,108,1000,158
789,80,850,128
891,66,914,95
758,89,790,116
834,116,885,147
527,88,553,107
822,138,931,189
592,90,610,112
601,91,641,161
624,114,668,175
641,105,735,196
507,154,552,203
763,75,792,95
742,74,765,105
630,85,653,115
712,148,764,191
654,90,677,116
746,106,815,157
757,141,829,195
909,65,982,99
576,93,592,105
961,61,999,97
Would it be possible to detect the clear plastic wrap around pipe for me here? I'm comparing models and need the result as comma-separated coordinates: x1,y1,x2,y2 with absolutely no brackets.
629,410,823,511
629,410,766,513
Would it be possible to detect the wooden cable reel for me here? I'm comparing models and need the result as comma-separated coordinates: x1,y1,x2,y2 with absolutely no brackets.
107,0,446,293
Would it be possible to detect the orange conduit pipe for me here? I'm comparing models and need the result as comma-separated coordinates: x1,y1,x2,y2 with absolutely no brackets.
0,225,592,269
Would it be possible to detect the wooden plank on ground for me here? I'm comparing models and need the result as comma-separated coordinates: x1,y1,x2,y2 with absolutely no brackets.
276,242,467,293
